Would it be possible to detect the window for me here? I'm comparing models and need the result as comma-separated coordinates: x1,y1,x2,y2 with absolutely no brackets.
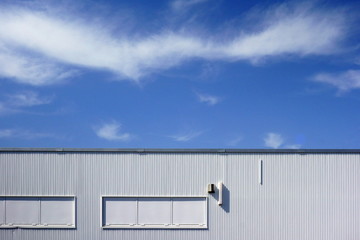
40,198,75,226
173,198,206,225
104,197,137,226
102,197,207,229
138,198,171,225
6,198,40,225
0,196,76,228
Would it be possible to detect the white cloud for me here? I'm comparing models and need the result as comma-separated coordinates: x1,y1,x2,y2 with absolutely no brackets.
0,128,53,139
196,92,220,105
0,129,13,138
0,91,52,114
171,130,203,142
313,70,360,92
0,3,348,85
0,44,76,85
264,133,284,149
264,132,302,149
284,144,302,149
225,8,344,60
227,136,243,147
95,121,132,141
171,0,207,11
7,91,52,107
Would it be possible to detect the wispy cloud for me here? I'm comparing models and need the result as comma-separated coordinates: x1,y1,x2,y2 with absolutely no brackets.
171,0,208,12
355,57,360,65
199,63,221,80
171,130,203,142
313,70,360,92
264,133,284,149
196,92,220,105
0,2,349,85
0,91,52,114
0,44,77,85
7,91,52,107
284,144,301,149
227,136,243,147
0,128,54,139
264,132,302,149
94,121,132,141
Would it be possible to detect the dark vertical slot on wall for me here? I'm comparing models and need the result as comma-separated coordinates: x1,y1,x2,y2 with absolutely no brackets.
102,198,105,227
259,160,263,185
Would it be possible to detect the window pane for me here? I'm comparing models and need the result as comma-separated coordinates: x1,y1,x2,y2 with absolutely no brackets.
138,198,171,225
6,198,40,225
103,198,137,226
40,197,75,225
173,198,206,225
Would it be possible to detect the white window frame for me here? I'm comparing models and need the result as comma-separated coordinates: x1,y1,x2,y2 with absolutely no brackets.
101,196,208,229
0,196,76,229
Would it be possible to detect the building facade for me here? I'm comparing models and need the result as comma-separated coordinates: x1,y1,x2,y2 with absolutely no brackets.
0,148,359,240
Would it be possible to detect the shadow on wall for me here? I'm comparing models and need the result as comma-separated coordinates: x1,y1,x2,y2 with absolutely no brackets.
221,184,230,213
210,183,230,213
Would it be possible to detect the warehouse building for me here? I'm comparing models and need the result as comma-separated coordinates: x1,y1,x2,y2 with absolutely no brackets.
0,148,360,240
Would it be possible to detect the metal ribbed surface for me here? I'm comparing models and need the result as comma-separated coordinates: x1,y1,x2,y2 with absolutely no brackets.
1,151,360,240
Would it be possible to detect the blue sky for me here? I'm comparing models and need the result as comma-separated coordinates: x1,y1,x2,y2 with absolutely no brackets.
0,0,360,149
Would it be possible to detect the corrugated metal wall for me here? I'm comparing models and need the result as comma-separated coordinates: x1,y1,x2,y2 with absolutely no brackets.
1,151,360,240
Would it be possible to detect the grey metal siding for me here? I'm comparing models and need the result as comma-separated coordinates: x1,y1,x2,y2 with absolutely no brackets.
1,150,360,240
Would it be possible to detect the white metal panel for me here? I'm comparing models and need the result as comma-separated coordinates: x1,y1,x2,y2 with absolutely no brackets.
173,198,206,225
6,197,40,225
0,198,4,224
103,198,137,226
40,197,75,225
138,198,171,225
2,150,360,240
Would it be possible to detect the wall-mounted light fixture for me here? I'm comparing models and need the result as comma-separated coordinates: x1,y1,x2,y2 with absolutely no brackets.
207,183,215,193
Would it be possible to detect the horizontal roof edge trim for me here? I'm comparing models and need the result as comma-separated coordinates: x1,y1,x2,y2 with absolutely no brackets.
0,148,360,153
